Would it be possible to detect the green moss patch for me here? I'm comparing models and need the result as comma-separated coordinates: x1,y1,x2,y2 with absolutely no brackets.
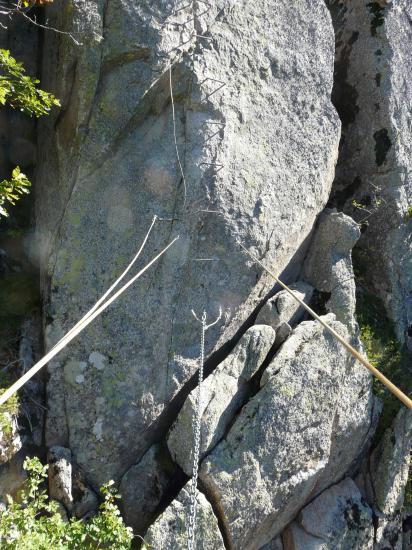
356,289,412,444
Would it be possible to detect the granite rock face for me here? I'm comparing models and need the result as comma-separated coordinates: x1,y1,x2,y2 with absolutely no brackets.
369,408,412,516
199,315,373,549
48,446,73,512
47,445,98,519
167,324,276,475
143,484,225,550
255,281,313,332
8,0,406,547
36,0,340,487
119,443,183,536
327,0,412,347
283,478,374,550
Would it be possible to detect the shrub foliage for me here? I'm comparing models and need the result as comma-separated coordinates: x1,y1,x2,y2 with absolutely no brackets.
0,457,133,549
0,48,60,217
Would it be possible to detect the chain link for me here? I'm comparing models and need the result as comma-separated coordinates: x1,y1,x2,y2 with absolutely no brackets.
187,310,206,550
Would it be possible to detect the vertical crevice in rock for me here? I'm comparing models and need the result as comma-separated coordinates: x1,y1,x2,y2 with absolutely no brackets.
198,478,234,550
0,8,47,497
325,0,412,351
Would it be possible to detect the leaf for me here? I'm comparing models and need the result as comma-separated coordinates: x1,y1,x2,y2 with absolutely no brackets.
0,49,60,118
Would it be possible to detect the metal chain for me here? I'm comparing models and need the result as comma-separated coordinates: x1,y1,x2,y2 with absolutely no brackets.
187,310,206,550
187,306,221,550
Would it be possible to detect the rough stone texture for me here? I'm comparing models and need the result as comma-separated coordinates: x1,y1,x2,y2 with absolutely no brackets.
255,281,313,330
403,515,412,550
0,451,26,502
143,484,225,550
303,209,360,333
0,415,22,466
283,478,374,550
260,537,284,550
327,0,412,347
48,446,73,512
167,325,276,475
369,408,412,515
36,0,340,486
374,516,403,550
119,444,179,535
200,315,374,549
47,445,99,518
71,474,99,519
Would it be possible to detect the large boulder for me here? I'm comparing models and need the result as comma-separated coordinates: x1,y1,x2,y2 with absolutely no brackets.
199,315,374,549
254,281,313,340
370,407,412,516
283,478,374,550
119,443,184,536
36,0,340,486
303,209,360,334
167,325,276,475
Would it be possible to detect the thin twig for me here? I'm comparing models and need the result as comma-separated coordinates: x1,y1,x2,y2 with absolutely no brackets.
18,10,82,46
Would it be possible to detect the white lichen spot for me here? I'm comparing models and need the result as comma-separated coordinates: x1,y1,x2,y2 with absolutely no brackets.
75,374,85,384
89,351,107,371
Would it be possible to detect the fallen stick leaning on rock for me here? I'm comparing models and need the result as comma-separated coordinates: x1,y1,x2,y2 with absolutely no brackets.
240,243,412,410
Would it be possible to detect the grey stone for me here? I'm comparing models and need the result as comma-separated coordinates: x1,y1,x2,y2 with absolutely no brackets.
200,315,373,549
143,484,225,550
374,515,403,550
274,322,292,348
0,414,22,466
119,444,176,535
48,445,99,518
283,478,374,550
327,0,412,348
48,446,73,512
71,467,99,519
37,0,340,486
303,209,360,333
314,354,377,492
0,451,26,502
167,325,276,475
370,408,412,515
403,515,412,550
260,536,283,550
255,282,313,330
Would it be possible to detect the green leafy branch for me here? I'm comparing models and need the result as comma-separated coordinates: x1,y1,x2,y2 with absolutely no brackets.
0,167,31,217
0,48,60,217
0,457,134,549
0,48,60,117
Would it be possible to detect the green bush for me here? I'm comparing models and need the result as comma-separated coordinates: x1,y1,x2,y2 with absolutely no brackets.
0,48,60,217
0,457,133,549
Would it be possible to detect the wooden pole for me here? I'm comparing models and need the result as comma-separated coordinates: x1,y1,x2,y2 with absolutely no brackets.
240,244,412,410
